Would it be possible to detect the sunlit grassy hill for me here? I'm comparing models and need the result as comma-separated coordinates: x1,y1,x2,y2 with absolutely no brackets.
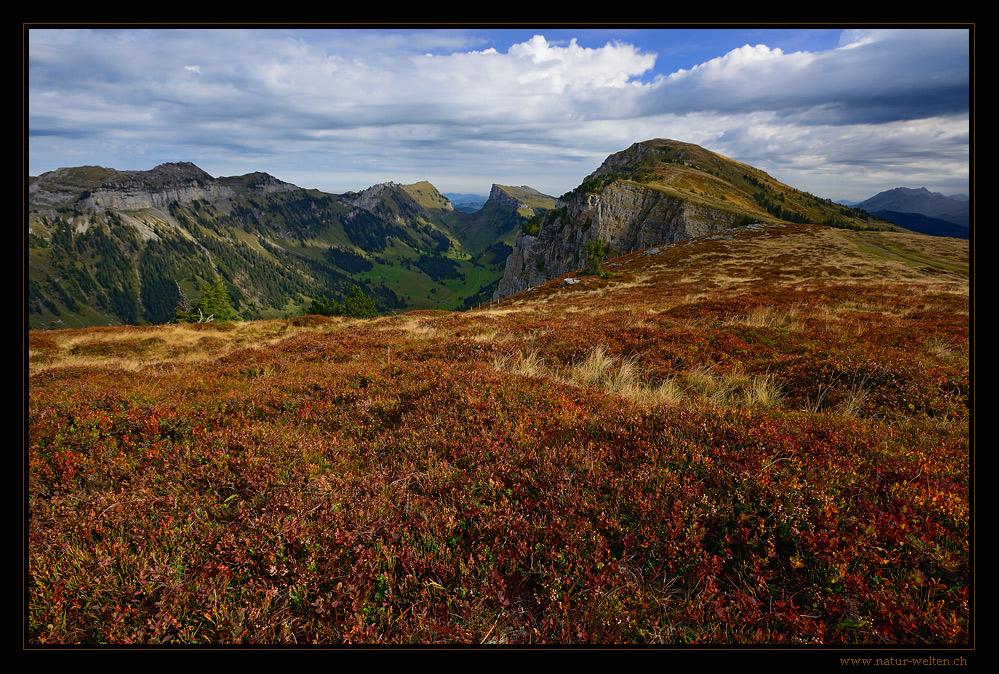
28,221,970,645
497,139,897,301
573,139,893,230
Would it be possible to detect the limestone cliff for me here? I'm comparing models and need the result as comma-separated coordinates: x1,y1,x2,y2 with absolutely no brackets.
494,180,740,300
30,162,298,212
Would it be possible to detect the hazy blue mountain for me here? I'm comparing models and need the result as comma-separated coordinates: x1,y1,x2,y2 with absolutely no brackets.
443,193,489,213
856,187,969,227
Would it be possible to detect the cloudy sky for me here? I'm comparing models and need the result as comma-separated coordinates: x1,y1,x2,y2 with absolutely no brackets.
27,27,971,201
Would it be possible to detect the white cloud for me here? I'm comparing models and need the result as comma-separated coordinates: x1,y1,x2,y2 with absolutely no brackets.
667,43,790,82
28,28,970,198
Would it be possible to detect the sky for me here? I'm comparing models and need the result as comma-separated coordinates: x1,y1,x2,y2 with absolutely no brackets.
27,26,972,202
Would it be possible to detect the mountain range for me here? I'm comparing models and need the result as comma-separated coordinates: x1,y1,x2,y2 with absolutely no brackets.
27,164,554,329
28,139,933,330
443,193,489,213
855,187,969,226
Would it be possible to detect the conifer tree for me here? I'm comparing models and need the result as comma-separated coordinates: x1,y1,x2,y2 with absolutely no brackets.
582,238,612,277
305,285,378,318
173,276,240,323
199,277,240,322
343,284,378,318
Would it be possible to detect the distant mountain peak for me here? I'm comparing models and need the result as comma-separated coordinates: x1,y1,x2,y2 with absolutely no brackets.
401,181,453,212
486,184,555,211
218,171,295,193
139,161,212,180
856,186,969,227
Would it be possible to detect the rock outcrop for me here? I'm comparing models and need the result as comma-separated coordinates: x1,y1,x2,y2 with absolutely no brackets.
340,181,455,225
340,182,404,212
487,184,551,211
81,182,238,211
494,180,740,299
30,162,298,212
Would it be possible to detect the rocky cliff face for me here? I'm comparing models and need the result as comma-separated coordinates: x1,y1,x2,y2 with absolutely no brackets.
340,182,402,212
487,184,523,209
81,182,238,211
30,162,298,212
494,180,739,299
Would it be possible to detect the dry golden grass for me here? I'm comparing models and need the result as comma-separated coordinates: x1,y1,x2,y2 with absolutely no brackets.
392,317,439,340
472,305,538,318
470,329,517,344
682,365,783,409
491,345,783,412
27,317,357,375
925,334,970,363
492,348,547,379
726,304,804,331
567,346,619,388
836,385,870,419
567,348,688,407
558,303,642,317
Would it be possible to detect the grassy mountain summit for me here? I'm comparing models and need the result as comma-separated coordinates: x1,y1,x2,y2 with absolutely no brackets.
578,139,885,227
28,216,969,644
497,139,892,300
400,181,455,213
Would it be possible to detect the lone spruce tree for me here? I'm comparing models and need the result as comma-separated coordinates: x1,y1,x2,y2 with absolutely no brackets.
174,276,240,323
343,285,378,318
199,277,240,322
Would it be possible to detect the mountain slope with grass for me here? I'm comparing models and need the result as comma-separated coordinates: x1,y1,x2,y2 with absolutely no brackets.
495,139,893,300
28,217,970,645
27,165,544,328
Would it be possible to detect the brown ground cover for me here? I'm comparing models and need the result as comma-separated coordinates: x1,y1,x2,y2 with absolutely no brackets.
27,223,970,645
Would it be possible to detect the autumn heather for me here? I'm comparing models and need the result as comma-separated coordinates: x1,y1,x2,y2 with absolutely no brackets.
28,222,969,645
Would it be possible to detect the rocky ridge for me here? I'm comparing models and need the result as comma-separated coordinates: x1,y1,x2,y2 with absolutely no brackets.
30,162,299,212
27,161,543,328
